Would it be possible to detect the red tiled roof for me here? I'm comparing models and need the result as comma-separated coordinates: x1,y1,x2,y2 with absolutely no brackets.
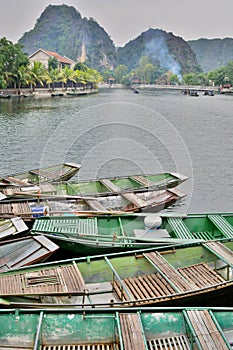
43,50,75,65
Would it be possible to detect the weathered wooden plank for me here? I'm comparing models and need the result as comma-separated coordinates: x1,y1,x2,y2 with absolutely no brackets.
187,310,229,350
145,252,195,292
204,241,233,266
131,175,156,187
178,263,224,288
119,313,147,350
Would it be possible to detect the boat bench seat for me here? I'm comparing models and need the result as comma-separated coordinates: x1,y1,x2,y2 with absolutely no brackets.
78,217,98,235
147,335,190,350
203,241,233,266
29,169,60,180
208,214,233,238
119,313,147,350
186,310,229,350
100,179,147,207
130,175,156,187
41,344,119,350
3,176,28,186
113,261,224,303
85,199,108,212
192,231,214,240
0,263,86,296
167,217,193,239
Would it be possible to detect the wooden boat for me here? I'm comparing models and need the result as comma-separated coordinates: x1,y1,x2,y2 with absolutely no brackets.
203,90,215,96
31,212,233,255
32,212,224,255
0,217,28,240
66,89,98,96
0,171,188,197
1,240,233,308
0,307,232,349
189,90,199,97
0,94,10,99
0,162,81,188
51,92,64,97
0,235,59,272
0,187,186,222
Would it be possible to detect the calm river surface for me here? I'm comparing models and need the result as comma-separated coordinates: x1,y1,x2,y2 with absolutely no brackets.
0,87,232,214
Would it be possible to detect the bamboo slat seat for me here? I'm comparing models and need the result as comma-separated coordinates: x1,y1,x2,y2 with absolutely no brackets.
0,264,86,296
119,313,147,350
42,345,119,350
78,218,98,235
208,214,233,238
12,202,32,216
193,231,214,240
0,203,14,215
113,272,177,302
113,261,225,303
178,263,225,288
147,335,190,350
167,217,193,239
186,310,229,350
145,251,196,291
29,169,59,180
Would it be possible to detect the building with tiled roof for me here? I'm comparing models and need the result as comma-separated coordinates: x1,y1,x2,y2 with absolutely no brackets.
29,48,76,69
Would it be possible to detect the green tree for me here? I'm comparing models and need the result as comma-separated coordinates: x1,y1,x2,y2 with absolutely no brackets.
114,65,128,84
0,37,29,89
13,65,31,94
182,73,197,85
144,63,155,83
28,61,48,90
59,66,75,89
48,68,60,90
48,57,59,71
74,62,88,72
225,61,233,85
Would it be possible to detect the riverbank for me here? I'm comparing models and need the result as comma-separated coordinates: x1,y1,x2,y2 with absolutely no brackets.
0,88,98,99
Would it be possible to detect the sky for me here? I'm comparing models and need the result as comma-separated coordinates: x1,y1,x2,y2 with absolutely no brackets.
1,0,233,46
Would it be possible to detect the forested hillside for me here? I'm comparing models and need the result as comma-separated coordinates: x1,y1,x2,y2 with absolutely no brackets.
189,38,233,72
117,29,201,77
18,5,117,71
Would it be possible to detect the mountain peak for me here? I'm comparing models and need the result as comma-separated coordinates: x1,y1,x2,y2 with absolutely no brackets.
117,28,200,76
18,4,117,70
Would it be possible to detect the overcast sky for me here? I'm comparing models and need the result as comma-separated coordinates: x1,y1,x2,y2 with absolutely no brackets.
1,0,233,46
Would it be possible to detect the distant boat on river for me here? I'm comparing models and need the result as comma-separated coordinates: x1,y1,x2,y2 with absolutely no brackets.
0,163,81,188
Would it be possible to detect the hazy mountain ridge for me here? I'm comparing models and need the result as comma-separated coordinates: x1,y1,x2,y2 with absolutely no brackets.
189,38,233,72
117,29,200,76
18,4,233,74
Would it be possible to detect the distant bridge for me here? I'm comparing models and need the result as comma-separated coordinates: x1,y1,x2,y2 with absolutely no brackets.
131,84,219,92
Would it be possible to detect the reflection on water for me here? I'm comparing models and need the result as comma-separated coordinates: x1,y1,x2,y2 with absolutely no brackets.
0,88,232,214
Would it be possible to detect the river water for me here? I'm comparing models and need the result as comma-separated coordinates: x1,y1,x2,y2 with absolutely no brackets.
0,88,232,214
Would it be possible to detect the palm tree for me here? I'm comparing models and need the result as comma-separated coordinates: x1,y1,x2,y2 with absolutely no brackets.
13,65,31,94
73,70,87,90
84,68,102,89
47,68,60,91
59,66,76,90
28,61,47,91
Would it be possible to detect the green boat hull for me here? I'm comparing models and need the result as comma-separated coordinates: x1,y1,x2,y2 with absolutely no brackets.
0,307,232,349
31,212,233,255
0,162,81,187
